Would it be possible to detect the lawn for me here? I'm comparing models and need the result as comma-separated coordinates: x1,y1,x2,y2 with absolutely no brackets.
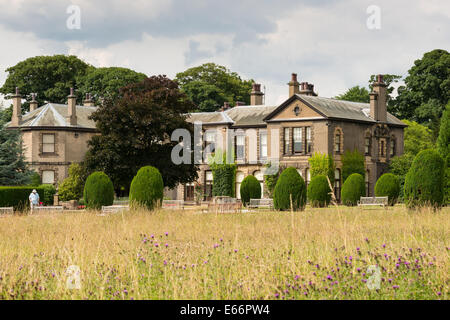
0,205,448,300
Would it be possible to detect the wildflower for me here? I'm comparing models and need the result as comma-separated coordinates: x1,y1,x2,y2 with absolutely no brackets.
165,232,169,236
392,285,399,290
357,268,361,273
163,260,167,265
154,243,159,247
274,293,279,298
326,275,333,281
437,292,442,296
382,244,386,248
151,234,154,239
365,238,369,243
165,243,169,248
234,249,238,253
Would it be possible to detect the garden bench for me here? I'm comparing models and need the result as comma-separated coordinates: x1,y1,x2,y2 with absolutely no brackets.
31,206,64,213
248,198,274,209
208,197,242,213
101,205,129,214
357,196,388,208
162,200,184,210
0,207,14,215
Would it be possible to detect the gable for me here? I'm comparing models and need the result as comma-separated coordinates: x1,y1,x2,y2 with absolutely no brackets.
266,97,325,122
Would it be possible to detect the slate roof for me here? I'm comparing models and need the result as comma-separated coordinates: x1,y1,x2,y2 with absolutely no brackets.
5,103,98,129
225,105,277,127
263,94,406,126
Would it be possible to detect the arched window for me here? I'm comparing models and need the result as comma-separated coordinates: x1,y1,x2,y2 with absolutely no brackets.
365,170,370,196
205,171,213,201
390,136,396,157
334,169,341,202
364,131,371,155
253,170,264,197
236,171,245,199
334,127,343,154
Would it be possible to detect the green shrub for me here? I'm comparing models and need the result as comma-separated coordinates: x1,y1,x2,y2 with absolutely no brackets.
0,186,45,210
129,166,164,210
437,103,450,205
59,163,86,201
209,150,237,197
341,173,365,206
308,152,335,184
307,175,331,207
39,184,56,206
404,149,445,209
273,167,306,211
240,175,261,206
30,172,41,186
83,172,114,210
342,149,365,183
375,173,400,206
263,162,279,198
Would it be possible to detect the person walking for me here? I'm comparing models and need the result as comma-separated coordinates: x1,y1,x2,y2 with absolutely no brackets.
29,189,40,214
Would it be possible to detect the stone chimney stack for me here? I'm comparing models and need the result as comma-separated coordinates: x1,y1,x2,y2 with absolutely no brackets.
11,87,22,126
250,83,264,105
299,82,317,96
235,101,245,106
29,93,38,112
221,101,230,111
83,93,95,107
288,73,300,97
370,74,387,122
67,88,77,126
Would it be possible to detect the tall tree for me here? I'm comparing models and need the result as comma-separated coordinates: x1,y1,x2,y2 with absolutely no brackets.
0,55,91,109
76,67,147,105
0,124,31,186
84,75,198,193
176,63,253,112
334,86,370,103
394,49,450,139
437,102,450,204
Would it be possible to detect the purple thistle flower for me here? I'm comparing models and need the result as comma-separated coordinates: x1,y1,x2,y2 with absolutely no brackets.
165,232,168,236
165,243,169,248
154,243,159,247
382,244,386,248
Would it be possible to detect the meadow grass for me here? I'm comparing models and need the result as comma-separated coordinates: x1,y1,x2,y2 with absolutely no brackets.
0,205,448,300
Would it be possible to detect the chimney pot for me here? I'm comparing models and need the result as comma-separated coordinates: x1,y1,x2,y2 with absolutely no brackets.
291,73,298,82
29,93,38,112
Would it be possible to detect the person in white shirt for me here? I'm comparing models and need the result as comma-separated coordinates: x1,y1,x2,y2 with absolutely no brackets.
29,189,40,214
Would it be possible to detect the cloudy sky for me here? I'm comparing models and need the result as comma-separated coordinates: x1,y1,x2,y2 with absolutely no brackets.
0,0,448,106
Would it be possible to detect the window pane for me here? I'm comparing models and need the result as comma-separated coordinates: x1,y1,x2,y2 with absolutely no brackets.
42,171,55,184
306,127,312,153
284,128,290,153
293,128,303,153
260,133,267,158
43,134,54,144
236,135,245,159
335,134,340,152
43,143,55,153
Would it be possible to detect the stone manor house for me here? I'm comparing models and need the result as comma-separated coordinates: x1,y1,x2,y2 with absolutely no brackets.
5,73,406,202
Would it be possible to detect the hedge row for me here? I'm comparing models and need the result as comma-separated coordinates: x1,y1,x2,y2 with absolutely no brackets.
0,186,46,210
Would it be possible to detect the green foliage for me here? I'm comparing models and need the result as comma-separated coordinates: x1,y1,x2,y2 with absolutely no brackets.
437,103,450,204
273,167,307,211
404,149,445,209
394,49,450,138
0,55,91,108
129,166,164,210
176,63,253,112
39,184,56,206
83,172,114,210
341,173,365,206
240,175,261,206
0,125,31,186
84,75,198,193
0,186,45,210
342,149,365,183
59,163,86,201
375,173,400,206
369,74,402,111
29,172,41,186
388,154,414,201
307,175,331,208
308,152,335,184
402,120,435,155
209,150,237,197
334,86,370,103
263,162,279,198
76,67,147,105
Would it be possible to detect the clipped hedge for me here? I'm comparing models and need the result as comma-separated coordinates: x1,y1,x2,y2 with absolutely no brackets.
375,173,400,206
83,172,114,210
341,173,365,206
404,149,445,208
342,149,365,183
273,167,307,211
129,166,164,210
307,175,331,208
0,186,46,211
240,175,261,206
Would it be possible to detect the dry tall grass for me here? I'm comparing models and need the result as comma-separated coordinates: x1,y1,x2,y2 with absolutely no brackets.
0,205,448,299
